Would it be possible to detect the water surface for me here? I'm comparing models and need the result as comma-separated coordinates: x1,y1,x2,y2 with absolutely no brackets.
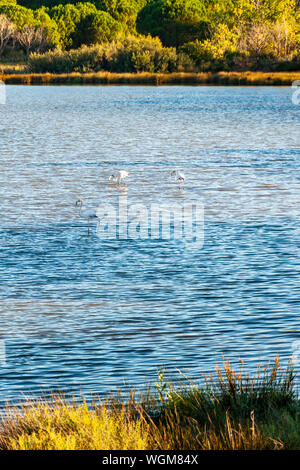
0,85,299,403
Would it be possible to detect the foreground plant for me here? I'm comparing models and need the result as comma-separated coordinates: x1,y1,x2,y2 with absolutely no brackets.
0,358,299,450
0,398,150,450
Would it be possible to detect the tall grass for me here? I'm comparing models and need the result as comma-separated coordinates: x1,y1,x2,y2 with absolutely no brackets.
0,358,299,450
0,62,26,74
1,71,300,85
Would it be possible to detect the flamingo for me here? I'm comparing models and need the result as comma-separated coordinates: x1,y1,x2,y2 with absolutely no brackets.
75,199,98,235
108,170,130,187
171,170,185,188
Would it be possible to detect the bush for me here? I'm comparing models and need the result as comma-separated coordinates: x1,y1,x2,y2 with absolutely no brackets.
29,35,181,73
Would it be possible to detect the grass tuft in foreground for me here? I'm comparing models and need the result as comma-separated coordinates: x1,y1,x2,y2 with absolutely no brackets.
0,398,150,451
0,358,299,450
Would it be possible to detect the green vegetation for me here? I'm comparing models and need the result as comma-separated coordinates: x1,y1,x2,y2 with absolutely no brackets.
0,358,300,450
136,0,210,47
0,0,299,73
28,36,180,73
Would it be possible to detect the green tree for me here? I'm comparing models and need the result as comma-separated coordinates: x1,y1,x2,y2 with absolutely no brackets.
19,0,82,9
34,7,61,46
0,1,36,26
50,2,122,48
74,10,122,46
204,0,298,27
50,3,82,48
0,1,60,48
137,0,210,47
95,0,146,31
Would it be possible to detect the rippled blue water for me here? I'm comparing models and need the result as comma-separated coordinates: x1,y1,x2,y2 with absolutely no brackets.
0,85,299,403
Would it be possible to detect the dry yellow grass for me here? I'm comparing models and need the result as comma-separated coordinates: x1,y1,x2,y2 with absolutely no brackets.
0,63,27,74
0,399,150,450
0,71,299,85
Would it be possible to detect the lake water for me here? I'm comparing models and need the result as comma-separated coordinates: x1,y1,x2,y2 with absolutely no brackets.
0,85,299,404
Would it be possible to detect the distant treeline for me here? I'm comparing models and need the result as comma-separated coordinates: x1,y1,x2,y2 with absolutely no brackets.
0,0,299,72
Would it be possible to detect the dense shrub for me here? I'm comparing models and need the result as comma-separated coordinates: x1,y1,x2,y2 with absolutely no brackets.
29,35,182,73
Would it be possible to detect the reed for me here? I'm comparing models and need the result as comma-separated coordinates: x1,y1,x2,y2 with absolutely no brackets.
1,71,300,86
0,63,27,74
0,358,299,450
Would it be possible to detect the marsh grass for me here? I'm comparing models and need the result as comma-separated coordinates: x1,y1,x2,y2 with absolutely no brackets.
0,63,27,74
0,71,300,86
0,358,299,450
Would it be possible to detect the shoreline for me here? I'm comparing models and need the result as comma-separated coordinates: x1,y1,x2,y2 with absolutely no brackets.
1,71,300,86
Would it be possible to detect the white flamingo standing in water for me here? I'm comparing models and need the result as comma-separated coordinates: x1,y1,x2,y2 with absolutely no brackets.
171,170,185,189
75,199,98,235
108,170,130,187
